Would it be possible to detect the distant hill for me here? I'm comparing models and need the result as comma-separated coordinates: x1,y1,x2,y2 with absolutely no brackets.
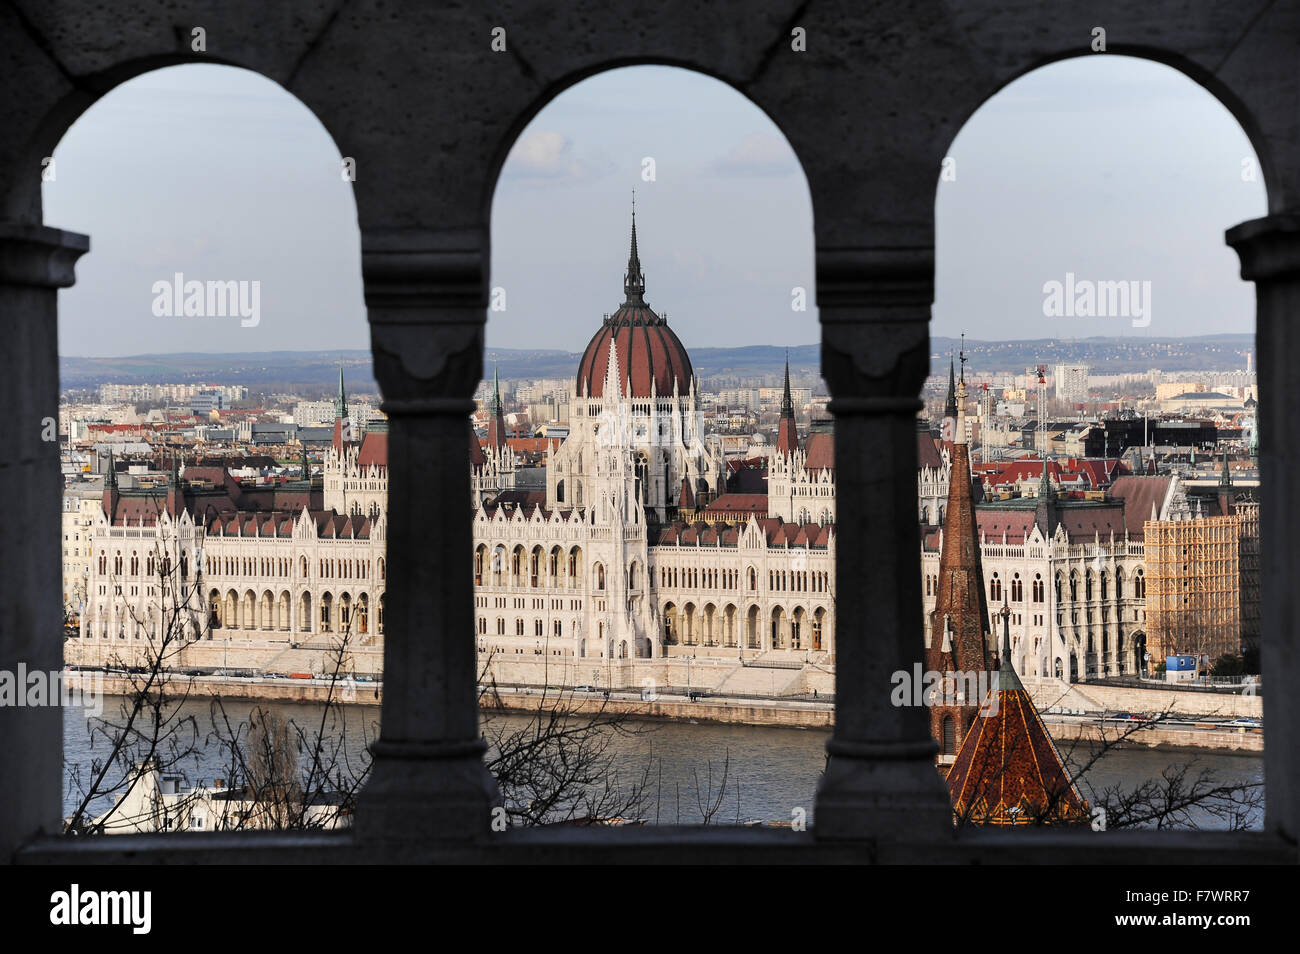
60,333,1255,395
930,334,1255,376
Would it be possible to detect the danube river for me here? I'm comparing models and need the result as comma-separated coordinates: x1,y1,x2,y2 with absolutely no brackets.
63,697,1264,828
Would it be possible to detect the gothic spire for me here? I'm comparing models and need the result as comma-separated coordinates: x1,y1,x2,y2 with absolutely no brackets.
1219,448,1233,488
781,352,793,415
945,354,957,419
487,363,508,452
335,365,348,421
104,450,116,489
776,350,799,456
623,195,646,306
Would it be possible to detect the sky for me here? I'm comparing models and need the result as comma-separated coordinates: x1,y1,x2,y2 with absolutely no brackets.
45,58,1264,358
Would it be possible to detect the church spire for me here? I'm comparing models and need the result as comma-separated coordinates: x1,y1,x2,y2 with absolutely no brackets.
781,353,793,414
487,363,508,452
927,368,993,761
945,354,957,419
623,194,646,306
335,365,348,421
1219,448,1233,488
776,351,798,455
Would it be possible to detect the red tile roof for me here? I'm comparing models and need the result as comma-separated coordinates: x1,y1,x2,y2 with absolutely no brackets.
699,493,768,518
804,432,834,472
576,305,693,398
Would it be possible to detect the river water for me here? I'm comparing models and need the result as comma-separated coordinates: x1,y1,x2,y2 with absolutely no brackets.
63,697,1264,829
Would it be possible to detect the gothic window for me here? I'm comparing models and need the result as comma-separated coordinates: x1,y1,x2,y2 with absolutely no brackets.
1011,573,1023,602
1135,569,1146,600
1032,574,1044,602
1070,573,1078,602
1085,572,1094,601
990,573,1002,603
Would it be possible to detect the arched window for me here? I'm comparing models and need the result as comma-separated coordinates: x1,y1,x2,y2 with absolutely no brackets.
1032,573,1044,603
1011,573,1023,602
1135,569,1146,600
989,573,1002,603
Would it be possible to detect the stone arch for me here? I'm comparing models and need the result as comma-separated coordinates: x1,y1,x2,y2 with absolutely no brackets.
9,4,1298,858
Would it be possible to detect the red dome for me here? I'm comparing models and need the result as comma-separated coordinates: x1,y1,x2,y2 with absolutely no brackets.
576,305,693,398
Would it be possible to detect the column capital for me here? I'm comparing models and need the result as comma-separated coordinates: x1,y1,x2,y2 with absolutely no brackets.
1226,213,1300,281
362,227,487,401
0,224,89,288
816,246,932,400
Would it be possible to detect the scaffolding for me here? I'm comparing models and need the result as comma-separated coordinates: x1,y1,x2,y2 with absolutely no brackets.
1143,515,1243,663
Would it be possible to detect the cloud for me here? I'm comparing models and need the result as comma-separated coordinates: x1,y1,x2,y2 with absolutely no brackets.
501,130,608,183
707,132,799,178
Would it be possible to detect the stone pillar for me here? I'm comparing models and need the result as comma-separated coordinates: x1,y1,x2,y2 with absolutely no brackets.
0,224,88,860
355,228,500,841
814,247,953,841
1226,214,1300,846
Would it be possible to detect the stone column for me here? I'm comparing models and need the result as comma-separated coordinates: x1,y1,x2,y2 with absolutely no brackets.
1227,214,1300,845
814,247,953,841
0,224,88,860
354,228,499,841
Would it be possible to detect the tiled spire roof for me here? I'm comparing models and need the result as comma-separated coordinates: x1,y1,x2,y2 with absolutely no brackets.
946,603,1090,826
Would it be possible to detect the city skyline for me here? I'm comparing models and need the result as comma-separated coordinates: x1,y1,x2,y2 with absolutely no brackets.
46,58,1263,358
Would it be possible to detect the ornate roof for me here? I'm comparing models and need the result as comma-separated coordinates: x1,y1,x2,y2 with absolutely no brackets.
947,608,1090,826
575,209,693,399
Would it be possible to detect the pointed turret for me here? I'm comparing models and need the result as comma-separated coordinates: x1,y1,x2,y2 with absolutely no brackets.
334,365,348,421
945,601,1090,826
332,366,351,455
486,364,509,452
1217,448,1237,515
945,354,957,418
102,450,119,520
776,352,799,456
927,374,993,762
623,196,646,306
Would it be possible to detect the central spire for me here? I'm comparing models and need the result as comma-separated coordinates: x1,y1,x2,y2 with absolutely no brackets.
623,194,646,306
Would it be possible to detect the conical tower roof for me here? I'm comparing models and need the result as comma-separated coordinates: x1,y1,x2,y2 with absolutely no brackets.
946,604,1090,826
